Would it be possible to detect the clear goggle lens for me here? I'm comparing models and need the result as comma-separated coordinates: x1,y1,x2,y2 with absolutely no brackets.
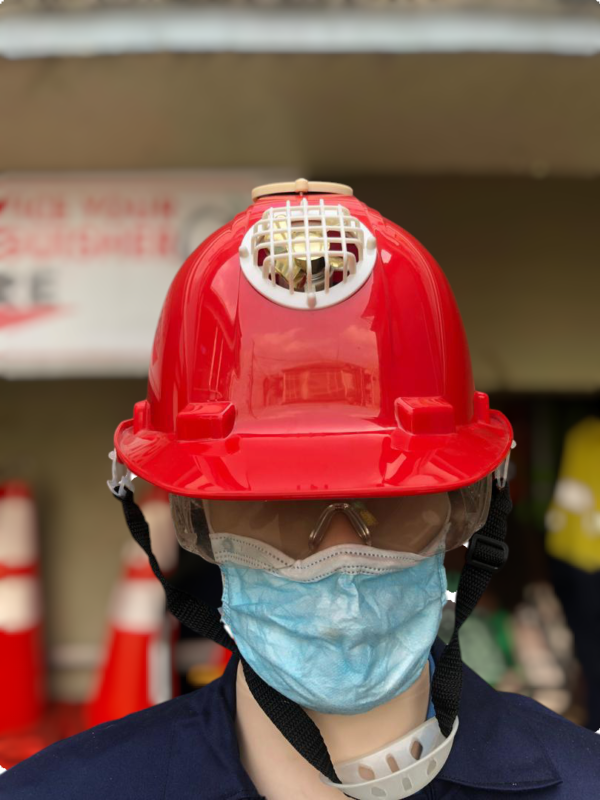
170,475,492,564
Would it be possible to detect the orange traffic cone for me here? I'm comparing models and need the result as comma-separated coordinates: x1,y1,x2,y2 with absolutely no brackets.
88,488,179,727
0,482,45,735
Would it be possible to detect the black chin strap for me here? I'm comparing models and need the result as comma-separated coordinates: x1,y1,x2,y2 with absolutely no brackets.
432,482,512,736
116,488,340,785
114,482,511,782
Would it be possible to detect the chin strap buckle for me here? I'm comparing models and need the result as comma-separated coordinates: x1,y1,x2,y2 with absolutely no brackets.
107,450,137,498
465,532,509,573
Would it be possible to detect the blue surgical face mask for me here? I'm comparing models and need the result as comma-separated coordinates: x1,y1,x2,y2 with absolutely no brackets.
212,534,447,715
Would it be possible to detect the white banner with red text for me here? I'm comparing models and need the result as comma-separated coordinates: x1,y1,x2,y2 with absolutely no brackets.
0,171,280,377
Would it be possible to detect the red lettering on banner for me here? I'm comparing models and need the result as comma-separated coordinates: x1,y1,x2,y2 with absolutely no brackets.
10,197,66,220
0,226,178,260
83,196,174,219
0,229,18,258
157,229,174,257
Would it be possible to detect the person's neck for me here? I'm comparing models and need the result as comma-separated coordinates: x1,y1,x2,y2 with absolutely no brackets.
235,662,431,800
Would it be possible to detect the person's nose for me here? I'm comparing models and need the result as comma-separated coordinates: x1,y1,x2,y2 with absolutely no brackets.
312,511,365,552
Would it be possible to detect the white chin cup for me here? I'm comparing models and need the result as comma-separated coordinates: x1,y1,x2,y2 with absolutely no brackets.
320,716,458,800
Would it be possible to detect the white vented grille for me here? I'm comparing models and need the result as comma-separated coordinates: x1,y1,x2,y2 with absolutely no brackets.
239,199,377,309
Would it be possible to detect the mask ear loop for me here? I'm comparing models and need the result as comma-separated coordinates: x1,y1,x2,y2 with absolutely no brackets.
107,453,341,786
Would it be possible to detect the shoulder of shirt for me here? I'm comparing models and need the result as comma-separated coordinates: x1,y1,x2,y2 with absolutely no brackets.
0,675,259,800
500,690,600,777
439,657,600,798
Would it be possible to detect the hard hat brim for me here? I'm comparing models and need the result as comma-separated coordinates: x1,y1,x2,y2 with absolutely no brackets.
114,411,512,500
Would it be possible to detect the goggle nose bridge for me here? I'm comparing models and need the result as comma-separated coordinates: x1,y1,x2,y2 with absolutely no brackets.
308,502,372,553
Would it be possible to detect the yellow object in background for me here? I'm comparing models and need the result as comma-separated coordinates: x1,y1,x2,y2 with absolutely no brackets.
187,664,227,688
545,417,600,573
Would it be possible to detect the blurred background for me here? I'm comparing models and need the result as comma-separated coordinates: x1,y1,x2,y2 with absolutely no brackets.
1,0,600,767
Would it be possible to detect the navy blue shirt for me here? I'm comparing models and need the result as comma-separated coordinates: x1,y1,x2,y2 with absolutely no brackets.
2,639,600,799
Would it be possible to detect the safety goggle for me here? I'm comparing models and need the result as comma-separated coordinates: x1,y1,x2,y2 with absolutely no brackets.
170,475,493,564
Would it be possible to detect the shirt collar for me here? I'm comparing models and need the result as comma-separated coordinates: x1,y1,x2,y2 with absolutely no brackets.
172,642,561,798
431,638,562,792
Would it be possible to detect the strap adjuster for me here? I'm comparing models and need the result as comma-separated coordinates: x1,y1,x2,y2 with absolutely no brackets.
466,532,509,573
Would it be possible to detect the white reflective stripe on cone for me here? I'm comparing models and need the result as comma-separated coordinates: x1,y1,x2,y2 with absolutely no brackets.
0,496,38,568
109,580,166,633
0,577,42,631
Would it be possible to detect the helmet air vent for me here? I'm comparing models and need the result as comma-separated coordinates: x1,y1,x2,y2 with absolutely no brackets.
239,198,377,310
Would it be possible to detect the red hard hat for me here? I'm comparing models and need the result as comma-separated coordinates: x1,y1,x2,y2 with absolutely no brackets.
115,181,512,500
